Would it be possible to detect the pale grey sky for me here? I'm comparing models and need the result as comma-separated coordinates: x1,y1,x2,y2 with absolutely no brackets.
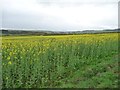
1,0,119,31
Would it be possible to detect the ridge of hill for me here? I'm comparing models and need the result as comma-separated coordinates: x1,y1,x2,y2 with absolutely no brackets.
1,28,120,36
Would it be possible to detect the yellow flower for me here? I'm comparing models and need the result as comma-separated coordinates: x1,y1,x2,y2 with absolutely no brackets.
8,61,12,65
7,57,10,60
10,52,12,56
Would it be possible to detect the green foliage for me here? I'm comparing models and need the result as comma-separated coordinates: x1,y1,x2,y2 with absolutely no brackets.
2,33,119,88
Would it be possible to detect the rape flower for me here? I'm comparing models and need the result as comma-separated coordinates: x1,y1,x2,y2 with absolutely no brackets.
8,61,12,65
7,57,10,60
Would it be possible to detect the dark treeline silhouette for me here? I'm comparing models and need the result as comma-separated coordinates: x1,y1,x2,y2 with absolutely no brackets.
1,28,120,36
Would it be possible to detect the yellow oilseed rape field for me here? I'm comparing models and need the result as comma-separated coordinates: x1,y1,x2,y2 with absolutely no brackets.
1,33,119,88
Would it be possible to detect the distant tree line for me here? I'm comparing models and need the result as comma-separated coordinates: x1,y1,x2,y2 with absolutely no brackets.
1,28,120,36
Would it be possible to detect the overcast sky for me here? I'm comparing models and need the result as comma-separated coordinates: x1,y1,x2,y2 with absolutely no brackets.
1,0,119,31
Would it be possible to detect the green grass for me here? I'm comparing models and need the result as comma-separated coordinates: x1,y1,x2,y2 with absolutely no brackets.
2,33,119,88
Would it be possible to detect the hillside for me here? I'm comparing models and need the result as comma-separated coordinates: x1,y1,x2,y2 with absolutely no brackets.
1,28,120,36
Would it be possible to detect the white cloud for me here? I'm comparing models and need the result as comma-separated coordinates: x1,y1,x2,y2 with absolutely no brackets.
0,0,2,28
2,0,118,31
